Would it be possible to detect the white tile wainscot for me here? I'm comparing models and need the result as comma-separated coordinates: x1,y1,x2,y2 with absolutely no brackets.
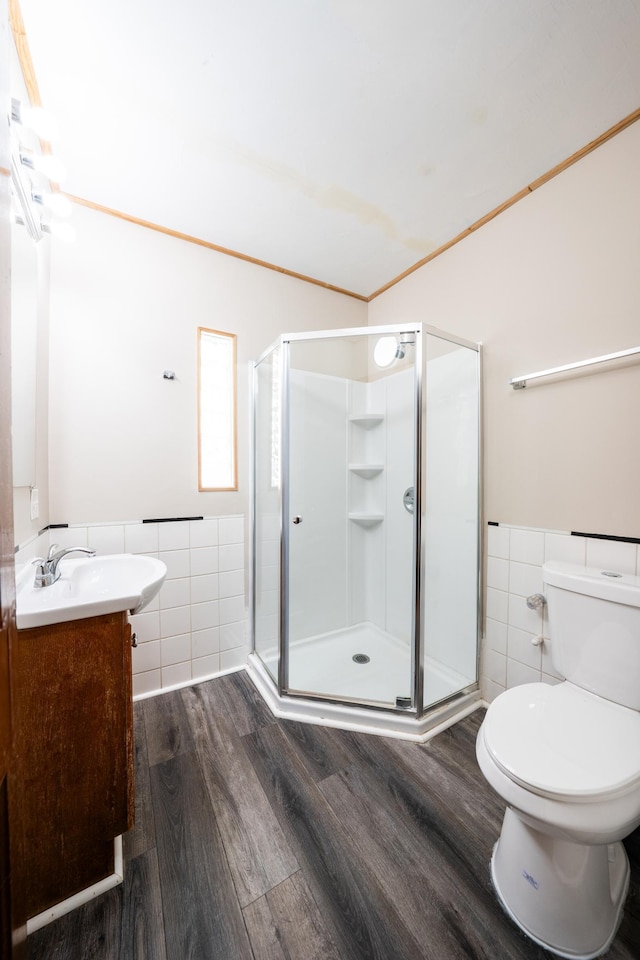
481,524,640,703
22,515,249,697
14,529,50,570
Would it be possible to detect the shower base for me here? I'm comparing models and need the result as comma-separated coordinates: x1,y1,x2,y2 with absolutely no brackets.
261,621,470,706
249,620,481,742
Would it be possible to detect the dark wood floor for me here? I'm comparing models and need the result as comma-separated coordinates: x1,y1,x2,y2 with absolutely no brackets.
29,672,640,959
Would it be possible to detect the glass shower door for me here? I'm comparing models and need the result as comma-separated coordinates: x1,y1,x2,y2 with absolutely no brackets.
284,331,418,709
421,333,480,710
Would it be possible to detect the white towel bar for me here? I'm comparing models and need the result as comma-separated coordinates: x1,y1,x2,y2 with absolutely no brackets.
510,345,640,389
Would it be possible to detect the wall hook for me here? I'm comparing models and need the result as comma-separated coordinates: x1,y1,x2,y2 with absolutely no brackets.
163,370,176,380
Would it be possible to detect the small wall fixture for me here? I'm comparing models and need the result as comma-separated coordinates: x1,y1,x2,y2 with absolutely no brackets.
163,370,176,380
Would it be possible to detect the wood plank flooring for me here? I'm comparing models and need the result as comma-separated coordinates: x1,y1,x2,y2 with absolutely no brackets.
28,672,640,959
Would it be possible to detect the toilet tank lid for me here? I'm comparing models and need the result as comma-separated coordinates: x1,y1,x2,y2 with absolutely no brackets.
543,561,640,607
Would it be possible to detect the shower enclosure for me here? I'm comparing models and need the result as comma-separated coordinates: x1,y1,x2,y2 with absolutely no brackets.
249,323,481,737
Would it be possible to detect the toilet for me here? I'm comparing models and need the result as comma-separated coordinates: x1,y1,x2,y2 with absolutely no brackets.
476,561,640,959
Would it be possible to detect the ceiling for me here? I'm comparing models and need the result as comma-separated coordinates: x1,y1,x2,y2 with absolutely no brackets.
14,0,640,298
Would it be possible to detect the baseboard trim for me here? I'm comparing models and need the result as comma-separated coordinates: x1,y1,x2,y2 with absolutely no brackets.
26,836,124,935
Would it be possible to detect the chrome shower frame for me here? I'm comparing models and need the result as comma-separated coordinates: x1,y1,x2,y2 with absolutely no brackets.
249,322,482,739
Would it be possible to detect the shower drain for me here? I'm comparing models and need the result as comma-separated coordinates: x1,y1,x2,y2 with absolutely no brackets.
352,653,370,664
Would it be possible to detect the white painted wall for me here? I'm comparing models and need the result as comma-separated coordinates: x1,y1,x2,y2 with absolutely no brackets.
48,202,367,525
10,34,51,548
11,234,50,548
369,119,640,540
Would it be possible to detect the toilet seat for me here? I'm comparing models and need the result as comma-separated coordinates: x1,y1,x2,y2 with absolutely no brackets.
482,682,640,802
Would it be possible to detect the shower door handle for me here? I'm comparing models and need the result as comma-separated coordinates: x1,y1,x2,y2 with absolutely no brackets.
292,516,303,524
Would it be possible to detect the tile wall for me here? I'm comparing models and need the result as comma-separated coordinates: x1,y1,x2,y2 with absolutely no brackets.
482,523,640,703
15,515,249,698
17,516,640,708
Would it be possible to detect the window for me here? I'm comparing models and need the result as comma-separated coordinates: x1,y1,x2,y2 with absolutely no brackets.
198,327,237,491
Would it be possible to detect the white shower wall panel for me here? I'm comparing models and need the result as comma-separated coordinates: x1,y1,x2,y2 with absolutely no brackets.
348,377,386,630
349,522,385,628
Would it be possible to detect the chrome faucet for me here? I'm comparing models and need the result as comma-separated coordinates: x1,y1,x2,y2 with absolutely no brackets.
33,544,96,587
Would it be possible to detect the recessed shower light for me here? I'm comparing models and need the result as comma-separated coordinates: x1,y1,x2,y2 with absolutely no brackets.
373,336,398,368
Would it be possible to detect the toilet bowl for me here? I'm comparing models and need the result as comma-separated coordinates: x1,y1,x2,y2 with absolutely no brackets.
477,562,640,959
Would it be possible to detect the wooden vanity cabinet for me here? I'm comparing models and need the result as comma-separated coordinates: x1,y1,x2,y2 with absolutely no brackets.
12,611,134,919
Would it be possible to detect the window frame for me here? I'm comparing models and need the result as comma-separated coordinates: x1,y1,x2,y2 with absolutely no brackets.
197,326,238,492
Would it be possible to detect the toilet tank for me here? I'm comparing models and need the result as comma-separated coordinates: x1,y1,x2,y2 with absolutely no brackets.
543,561,640,710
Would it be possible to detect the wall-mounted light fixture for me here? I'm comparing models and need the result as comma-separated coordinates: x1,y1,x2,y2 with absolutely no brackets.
11,98,58,141
373,336,399,368
32,190,72,218
9,98,73,244
18,147,67,184
10,156,42,242
373,334,415,368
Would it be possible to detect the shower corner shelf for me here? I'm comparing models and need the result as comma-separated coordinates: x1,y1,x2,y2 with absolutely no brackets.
348,413,384,428
348,513,384,526
348,463,384,478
